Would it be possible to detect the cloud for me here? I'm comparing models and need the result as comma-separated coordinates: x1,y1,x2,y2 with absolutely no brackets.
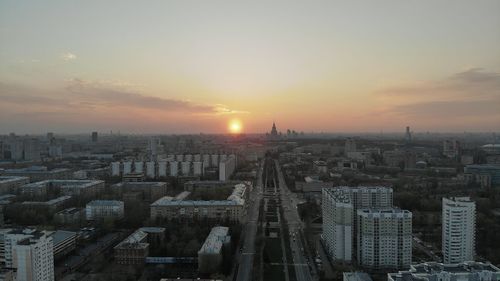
60,52,77,61
213,104,250,115
0,79,247,120
376,68,500,100
374,68,500,121
65,78,217,113
390,99,500,118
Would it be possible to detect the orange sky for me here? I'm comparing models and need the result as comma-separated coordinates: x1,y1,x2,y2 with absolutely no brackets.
1,1,499,134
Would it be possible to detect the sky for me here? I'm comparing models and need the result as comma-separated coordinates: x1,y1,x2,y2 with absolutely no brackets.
1,0,499,134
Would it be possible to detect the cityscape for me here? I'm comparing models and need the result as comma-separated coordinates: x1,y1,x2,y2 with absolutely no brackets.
1,1,500,281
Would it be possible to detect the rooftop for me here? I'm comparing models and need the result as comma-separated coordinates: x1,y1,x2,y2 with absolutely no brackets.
151,183,247,207
51,230,77,245
113,181,167,188
388,262,500,281
22,195,72,206
198,226,230,255
115,229,149,249
343,272,373,281
0,176,29,183
357,208,412,217
23,179,103,189
56,207,83,215
87,200,123,207
4,166,70,174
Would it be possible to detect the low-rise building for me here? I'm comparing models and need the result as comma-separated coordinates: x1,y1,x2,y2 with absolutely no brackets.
21,195,72,212
388,262,500,281
0,176,29,194
54,207,84,224
150,183,247,223
114,229,149,265
114,227,166,265
86,200,124,220
51,230,77,260
198,226,230,274
464,164,500,188
111,181,168,202
343,272,372,281
2,166,72,182
21,179,104,198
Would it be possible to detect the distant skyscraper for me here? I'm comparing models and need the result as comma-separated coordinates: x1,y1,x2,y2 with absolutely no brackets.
443,139,461,159
46,132,54,142
91,132,98,142
405,126,412,143
271,122,278,137
442,197,476,263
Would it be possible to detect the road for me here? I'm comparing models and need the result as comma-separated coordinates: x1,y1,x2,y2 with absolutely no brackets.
275,159,316,281
235,160,264,281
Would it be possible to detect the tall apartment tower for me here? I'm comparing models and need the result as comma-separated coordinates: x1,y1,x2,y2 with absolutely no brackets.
357,209,412,269
3,229,54,281
442,197,476,263
322,186,393,263
322,189,353,261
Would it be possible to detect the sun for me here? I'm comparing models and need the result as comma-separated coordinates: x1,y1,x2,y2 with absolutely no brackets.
228,119,243,134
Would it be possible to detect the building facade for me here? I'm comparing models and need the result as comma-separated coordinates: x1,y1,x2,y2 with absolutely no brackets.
3,229,54,281
150,183,247,223
322,186,393,263
357,209,412,270
85,200,124,220
198,226,230,274
442,197,476,264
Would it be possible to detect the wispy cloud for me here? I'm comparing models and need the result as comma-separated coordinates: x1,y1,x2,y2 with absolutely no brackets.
0,78,247,125
374,68,500,120
376,68,500,100
60,52,77,61
65,78,218,113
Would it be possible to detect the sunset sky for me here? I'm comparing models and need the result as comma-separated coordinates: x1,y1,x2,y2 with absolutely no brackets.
1,1,499,134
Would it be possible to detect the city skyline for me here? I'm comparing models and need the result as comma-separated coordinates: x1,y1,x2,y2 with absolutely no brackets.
1,1,500,134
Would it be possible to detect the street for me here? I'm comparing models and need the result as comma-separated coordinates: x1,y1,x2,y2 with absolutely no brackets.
235,159,264,281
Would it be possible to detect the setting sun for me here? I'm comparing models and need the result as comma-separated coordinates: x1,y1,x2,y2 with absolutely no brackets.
228,119,243,134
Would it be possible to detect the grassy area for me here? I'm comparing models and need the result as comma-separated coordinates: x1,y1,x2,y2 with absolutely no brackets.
263,264,286,281
264,238,283,263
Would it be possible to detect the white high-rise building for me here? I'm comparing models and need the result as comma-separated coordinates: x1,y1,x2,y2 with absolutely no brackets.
357,209,412,269
442,197,476,264
111,162,121,176
322,186,393,263
322,189,353,262
3,229,54,281
169,161,178,176
146,161,156,178
123,161,132,175
219,155,236,181
181,161,191,175
158,162,167,177
193,162,203,176
134,161,144,173
202,154,210,168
